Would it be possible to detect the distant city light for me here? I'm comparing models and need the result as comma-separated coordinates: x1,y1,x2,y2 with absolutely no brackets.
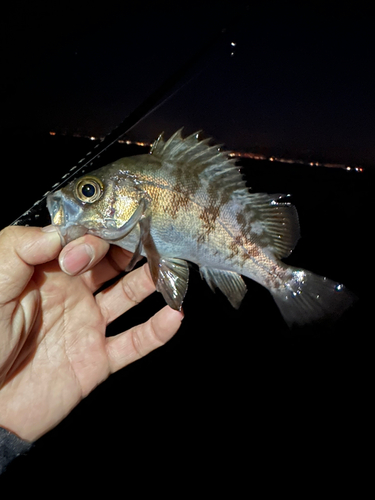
45,132,364,173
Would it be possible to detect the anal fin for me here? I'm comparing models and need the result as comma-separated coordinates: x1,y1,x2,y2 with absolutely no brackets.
200,267,247,309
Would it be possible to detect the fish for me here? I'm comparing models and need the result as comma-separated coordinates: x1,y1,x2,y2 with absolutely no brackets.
47,129,355,327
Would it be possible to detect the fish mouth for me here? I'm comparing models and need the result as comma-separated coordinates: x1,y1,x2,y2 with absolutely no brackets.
47,191,88,246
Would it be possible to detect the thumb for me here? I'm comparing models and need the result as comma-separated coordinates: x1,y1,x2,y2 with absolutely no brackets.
0,226,62,304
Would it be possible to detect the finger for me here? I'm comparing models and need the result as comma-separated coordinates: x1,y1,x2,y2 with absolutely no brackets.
59,235,135,292
105,305,184,374
96,263,155,324
59,234,110,276
0,226,61,304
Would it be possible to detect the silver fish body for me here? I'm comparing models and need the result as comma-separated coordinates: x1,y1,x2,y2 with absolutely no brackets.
47,130,355,327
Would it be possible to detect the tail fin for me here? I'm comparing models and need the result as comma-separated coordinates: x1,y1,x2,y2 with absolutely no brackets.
271,268,356,328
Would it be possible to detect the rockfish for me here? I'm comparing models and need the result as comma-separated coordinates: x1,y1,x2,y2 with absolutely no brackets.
47,130,354,327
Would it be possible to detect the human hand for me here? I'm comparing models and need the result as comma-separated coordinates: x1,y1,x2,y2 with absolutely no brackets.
0,226,183,442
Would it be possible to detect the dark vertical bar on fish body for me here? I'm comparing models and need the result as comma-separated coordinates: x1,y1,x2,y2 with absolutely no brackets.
10,13,239,227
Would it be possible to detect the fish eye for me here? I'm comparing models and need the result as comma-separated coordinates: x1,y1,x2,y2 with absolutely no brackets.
75,177,103,203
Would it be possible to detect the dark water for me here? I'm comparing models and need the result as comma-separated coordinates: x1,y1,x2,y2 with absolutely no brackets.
1,133,371,483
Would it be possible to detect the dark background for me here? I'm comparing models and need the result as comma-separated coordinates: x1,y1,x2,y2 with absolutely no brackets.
2,1,375,166
1,1,371,491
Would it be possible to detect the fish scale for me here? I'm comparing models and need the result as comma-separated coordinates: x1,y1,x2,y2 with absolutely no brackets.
47,129,355,327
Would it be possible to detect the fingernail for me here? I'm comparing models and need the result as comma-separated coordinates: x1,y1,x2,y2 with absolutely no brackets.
41,225,61,246
60,243,94,275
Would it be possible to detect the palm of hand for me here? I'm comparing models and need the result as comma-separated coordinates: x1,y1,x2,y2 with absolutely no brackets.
0,229,182,441
21,260,109,434
1,258,118,441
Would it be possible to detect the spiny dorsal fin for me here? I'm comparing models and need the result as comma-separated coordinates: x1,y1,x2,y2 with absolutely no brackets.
149,131,166,155
150,128,248,195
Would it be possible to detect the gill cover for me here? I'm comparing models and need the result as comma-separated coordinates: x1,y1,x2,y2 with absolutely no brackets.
47,171,148,243
97,198,147,240
74,172,149,240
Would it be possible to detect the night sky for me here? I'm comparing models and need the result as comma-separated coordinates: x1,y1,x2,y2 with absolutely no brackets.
2,1,375,166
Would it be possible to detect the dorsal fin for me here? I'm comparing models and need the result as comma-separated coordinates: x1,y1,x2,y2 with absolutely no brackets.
150,129,248,195
239,193,300,258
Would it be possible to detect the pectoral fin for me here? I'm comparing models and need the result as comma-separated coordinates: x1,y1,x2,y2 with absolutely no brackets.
154,257,189,310
139,217,189,310
200,267,247,309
